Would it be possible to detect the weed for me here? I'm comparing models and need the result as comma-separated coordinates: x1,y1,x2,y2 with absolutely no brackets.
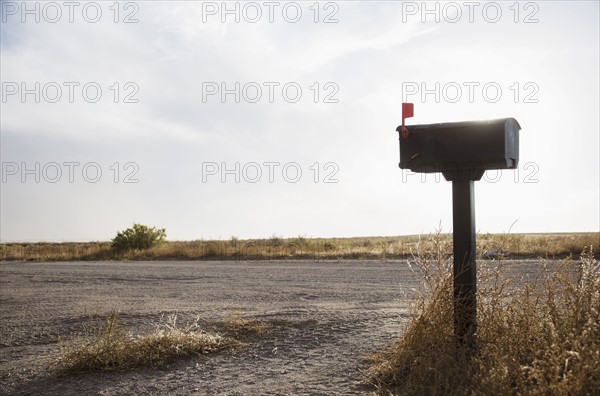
366,240,600,395
57,311,237,372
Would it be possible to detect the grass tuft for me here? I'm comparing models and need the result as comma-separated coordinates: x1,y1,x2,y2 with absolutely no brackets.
57,311,238,372
222,313,277,339
366,235,600,395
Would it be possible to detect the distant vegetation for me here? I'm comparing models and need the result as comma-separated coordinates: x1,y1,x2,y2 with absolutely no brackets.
1,232,598,262
365,234,600,395
111,224,166,252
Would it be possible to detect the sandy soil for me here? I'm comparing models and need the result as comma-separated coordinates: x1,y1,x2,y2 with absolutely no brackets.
0,259,545,395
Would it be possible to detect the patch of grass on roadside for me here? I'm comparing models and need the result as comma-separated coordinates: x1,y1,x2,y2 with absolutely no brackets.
57,311,240,372
366,234,600,395
221,313,277,339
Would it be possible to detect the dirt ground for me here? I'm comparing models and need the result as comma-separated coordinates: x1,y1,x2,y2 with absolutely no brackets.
0,259,545,395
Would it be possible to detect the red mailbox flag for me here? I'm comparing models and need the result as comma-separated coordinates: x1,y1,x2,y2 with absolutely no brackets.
401,103,414,139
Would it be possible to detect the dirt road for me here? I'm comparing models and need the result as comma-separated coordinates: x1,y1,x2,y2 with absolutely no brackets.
0,259,543,395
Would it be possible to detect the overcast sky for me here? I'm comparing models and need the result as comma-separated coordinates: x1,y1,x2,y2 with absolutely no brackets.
1,0,598,242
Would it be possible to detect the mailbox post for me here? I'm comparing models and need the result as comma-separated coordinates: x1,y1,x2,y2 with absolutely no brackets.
396,104,520,349
452,179,477,348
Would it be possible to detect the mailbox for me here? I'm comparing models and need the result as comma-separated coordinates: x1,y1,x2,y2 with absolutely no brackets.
396,118,521,181
394,104,523,348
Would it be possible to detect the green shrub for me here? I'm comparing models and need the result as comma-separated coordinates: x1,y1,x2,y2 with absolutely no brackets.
111,224,166,252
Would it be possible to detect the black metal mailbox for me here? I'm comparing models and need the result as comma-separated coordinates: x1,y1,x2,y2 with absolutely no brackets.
396,118,520,181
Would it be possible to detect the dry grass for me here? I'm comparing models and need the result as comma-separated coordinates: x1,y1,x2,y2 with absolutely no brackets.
57,311,240,372
221,313,280,339
2,232,598,262
56,311,286,373
477,232,600,258
0,242,113,261
366,233,600,395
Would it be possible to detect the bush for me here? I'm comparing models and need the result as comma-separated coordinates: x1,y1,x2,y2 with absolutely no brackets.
111,224,166,252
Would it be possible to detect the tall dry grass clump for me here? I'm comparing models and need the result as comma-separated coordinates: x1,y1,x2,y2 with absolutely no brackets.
367,234,599,395
57,311,237,372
